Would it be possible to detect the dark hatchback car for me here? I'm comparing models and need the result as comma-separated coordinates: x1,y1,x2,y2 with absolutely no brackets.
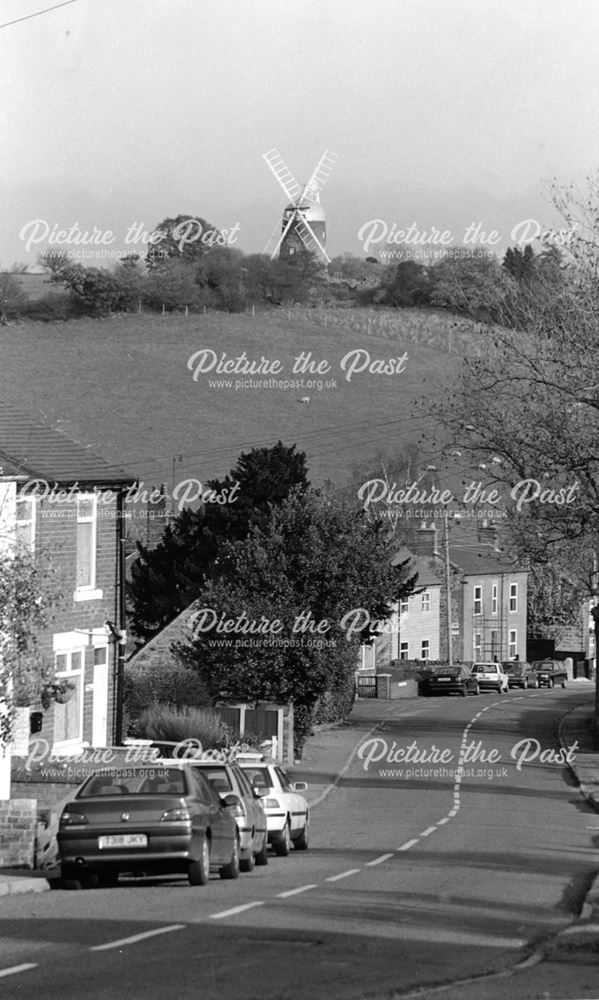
531,660,568,689
502,661,539,689
57,765,240,889
426,665,480,697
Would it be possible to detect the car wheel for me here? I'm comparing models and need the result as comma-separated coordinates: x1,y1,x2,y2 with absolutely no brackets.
274,820,291,857
294,823,309,851
60,865,84,890
474,683,480,695
189,835,210,886
254,833,269,866
562,679,567,688
240,845,255,873
220,836,240,880
460,686,467,697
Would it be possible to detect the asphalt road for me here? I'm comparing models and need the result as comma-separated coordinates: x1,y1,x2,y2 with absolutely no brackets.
1,689,598,1000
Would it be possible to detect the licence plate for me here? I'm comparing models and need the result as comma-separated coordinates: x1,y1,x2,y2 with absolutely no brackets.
436,677,451,682
98,834,148,849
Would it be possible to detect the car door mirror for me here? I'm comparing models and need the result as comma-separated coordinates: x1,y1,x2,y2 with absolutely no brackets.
253,786,269,798
292,782,308,792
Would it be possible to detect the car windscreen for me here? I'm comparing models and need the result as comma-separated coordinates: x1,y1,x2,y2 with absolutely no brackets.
78,767,188,797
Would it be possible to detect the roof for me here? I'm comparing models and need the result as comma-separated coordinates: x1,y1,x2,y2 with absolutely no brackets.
127,603,199,671
392,547,442,587
0,401,136,486
446,544,524,577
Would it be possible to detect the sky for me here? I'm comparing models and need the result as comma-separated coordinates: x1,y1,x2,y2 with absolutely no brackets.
1,0,599,269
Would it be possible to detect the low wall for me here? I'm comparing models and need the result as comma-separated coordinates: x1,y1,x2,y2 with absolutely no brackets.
0,798,37,868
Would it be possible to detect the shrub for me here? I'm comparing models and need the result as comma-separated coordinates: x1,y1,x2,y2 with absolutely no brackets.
19,294,76,322
312,669,356,726
132,704,230,748
124,661,211,717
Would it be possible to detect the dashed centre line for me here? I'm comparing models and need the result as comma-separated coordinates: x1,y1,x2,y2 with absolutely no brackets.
210,901,265,920
366,853,394,866
325,868,361,882
277,884,318,898
90,925,185,951
0,964,38,979
397,839,419,851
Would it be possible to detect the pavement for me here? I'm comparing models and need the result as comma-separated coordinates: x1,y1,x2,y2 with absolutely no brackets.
1,687,599,954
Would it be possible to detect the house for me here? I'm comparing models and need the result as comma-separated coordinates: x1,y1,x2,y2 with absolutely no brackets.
0,402,136,752
357,521,528,680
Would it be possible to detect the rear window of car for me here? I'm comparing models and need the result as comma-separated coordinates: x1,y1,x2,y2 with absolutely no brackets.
79,767,187,797
198,767,234,794
473,664,498,673
242,766,273,789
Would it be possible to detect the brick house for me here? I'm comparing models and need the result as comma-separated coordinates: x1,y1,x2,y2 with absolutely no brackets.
0,402,136,752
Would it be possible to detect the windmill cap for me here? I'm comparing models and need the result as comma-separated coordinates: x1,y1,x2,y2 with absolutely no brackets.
285,201,326,222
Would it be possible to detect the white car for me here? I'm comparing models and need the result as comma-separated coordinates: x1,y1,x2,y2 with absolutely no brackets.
237,755,309,855
471,662,509,693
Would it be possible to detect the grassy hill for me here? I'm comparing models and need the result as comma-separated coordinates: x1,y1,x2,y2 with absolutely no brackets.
0,306,479,501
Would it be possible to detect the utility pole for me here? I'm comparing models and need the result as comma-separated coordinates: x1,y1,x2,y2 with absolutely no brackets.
443,509,453,666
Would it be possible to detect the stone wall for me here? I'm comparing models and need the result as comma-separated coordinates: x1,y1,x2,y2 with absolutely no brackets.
0,798,37,868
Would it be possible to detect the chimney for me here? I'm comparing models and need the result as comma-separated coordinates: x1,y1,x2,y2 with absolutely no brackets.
411,523,438,557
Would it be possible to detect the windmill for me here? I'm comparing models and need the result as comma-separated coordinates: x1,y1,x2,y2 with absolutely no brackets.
262,149,337,264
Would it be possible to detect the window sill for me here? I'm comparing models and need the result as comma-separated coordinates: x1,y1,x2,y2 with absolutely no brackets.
73,588,104,602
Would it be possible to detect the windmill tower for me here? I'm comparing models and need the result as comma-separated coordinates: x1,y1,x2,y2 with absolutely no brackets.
263,149,337,264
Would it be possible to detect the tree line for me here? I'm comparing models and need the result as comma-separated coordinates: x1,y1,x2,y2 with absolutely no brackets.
1,209,567,325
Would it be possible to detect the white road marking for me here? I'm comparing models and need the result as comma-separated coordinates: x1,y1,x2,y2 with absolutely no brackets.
210,901,265,920
448,808,458,817
366,853,394,866
420,826,437,837
0,964,38,979
397,839,419,851
277,884,318,898
325,869,361,882
90,924,185,951
437,817,450,825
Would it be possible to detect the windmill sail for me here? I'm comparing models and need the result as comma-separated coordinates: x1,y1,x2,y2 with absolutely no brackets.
262,149,302,204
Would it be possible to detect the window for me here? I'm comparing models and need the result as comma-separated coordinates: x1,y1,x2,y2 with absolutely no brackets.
473,585,482,615
509,629,517,659
492,582,498,615
400,641,409,660
76,495,96,589
74,494,102,600
509,583,518,612
53,649,84,746
473,632,482,658
421,591,430,613
15,497,35,552
421,639,430,660
399,597,409,615
490,629,499,660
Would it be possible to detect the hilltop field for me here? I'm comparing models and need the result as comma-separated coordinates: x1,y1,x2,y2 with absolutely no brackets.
0,306,481,496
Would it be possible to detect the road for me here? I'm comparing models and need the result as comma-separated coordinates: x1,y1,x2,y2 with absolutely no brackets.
1,689,598,1000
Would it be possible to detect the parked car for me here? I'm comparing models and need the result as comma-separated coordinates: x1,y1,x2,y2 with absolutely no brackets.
172,760,268,871
502,661,539,689
237,755,309,855
425,665,480,697
471,662,510,693
57,764,240,889
531,660,568,689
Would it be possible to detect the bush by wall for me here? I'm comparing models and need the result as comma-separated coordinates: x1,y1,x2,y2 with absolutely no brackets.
132,705,231,748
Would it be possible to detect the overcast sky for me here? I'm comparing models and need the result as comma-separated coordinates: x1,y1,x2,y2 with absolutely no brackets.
2,0,598,268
